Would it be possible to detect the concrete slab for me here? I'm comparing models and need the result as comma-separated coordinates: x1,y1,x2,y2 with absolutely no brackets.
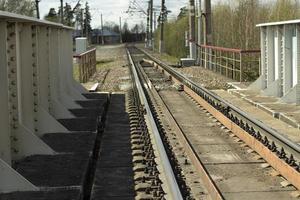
91,94,135,200
13,153,90,187
213,90,300,143
0,189,81,200
58,118,98,132
229,88,300,130
206,163,294,193
42,132,96,153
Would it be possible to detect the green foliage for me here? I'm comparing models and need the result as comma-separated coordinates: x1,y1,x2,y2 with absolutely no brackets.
45,8,59,23
154,0,300,59
83,2,92,36
212,0,300,49
0,0,35,16
155,16,189,58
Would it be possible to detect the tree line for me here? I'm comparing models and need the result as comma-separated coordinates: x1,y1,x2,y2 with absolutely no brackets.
154,0,300,58
0,0,35,16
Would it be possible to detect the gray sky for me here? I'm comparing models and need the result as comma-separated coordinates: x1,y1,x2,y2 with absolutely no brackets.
39,0,189,28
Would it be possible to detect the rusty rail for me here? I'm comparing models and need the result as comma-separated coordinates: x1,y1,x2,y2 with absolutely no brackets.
74,48,97,83
198,44,260,82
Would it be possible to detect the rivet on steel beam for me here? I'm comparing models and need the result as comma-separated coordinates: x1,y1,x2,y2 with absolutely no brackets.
12,148,19,153
10,136,18,142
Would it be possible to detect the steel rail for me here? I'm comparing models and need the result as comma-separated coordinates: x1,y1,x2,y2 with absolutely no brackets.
139,48,300,158
136,57,225,200
127,48,183,200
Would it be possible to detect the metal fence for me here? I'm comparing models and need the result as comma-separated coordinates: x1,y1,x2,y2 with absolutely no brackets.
198,45,261,82
74,48,97,83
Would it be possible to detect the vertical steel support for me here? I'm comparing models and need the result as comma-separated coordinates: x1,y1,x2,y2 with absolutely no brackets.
12,23,54,159
296,24,300,104
48,28,74,118
266,27,275,86
36,26,68,134
278,26,284,96
189,0,196,59
261,27,267,88
0,21,11,164
283,25,293,95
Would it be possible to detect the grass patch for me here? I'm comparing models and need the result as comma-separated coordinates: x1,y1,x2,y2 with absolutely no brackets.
96,59,115,70
160,53,179,65
73,63,80,82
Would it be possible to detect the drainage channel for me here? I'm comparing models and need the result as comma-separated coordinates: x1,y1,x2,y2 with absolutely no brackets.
82,93,111,200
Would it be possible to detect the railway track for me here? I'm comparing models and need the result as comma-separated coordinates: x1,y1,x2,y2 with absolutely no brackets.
126,45,300,199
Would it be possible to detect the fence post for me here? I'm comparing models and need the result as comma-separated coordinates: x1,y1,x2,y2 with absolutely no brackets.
240,52,243,82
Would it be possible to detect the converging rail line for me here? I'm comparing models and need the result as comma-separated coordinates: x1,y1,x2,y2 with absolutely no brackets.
127,45,300,199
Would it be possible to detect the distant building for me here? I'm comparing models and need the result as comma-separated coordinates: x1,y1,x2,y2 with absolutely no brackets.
91,29,120,44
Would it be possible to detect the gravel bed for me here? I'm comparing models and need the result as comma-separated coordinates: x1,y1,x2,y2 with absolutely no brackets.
141,47,233,90
175,66,233,90
83,44,130,92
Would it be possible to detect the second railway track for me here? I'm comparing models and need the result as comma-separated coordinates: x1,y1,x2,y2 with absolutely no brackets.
127,45,300,200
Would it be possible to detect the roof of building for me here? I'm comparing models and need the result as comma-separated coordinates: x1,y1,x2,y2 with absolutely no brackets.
257,19,300,27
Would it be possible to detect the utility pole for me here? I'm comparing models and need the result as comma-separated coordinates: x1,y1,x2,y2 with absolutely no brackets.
154,12,157,32
189,0,196,59
149,0,153,49
204,0,212,45
101,14,104,45
35,0,40,19
159,0,165,54
60,0,64,24
119,17,123,43
203,0,212,69
197,0,202,64
146,1,150,47
81,9,84,37
197,0,202,46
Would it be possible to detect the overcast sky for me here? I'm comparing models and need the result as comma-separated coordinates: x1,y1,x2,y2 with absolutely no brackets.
39,0,189,28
